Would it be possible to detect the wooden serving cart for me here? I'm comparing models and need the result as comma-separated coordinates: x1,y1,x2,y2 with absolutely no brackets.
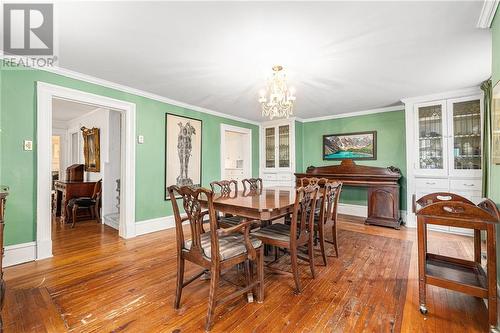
414,192,500,332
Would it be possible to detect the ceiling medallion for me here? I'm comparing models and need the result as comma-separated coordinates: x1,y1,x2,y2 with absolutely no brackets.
259,65,296,120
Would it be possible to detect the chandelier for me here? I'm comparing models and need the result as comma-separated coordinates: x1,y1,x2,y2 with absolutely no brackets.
259,65,296,119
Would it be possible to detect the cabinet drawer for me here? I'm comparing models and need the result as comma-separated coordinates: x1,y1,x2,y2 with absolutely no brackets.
277,173,292,181
262,173,277,181
415,178,448,190
449,179,482,191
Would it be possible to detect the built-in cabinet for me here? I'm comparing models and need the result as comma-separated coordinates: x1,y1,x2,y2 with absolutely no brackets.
405,90,483,235
260,119,295,186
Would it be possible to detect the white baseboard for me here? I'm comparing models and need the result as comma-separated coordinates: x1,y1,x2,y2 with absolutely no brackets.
338,203,407,224
4,242,36,267
103,214,120,230
338,203,368,218
135,215,175,236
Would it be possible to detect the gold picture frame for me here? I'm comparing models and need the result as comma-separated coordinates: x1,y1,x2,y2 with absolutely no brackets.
493,82,500,164
81,127,101,172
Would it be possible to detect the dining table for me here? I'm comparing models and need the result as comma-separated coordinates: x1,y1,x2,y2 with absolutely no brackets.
199,186,300,221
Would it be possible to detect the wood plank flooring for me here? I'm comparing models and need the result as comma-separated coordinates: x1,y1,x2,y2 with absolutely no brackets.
2,216,490,332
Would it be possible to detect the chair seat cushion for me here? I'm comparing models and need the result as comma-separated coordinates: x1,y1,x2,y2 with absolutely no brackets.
68,197,96,207
185,232,262,260
218,216,243,227
251,223,291,242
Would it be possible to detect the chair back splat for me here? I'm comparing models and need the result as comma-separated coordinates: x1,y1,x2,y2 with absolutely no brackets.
210,180,238,197
242,178,263,192
168,186,219,261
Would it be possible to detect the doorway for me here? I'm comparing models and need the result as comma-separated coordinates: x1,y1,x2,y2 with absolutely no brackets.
220,124,252,182
37,82,136,260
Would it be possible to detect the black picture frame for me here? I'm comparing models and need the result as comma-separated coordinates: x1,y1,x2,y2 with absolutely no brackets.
164,113,203,200
322,131,377,161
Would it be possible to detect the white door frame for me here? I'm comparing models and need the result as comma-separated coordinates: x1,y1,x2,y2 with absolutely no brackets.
37,82,136,260
220,124,252,180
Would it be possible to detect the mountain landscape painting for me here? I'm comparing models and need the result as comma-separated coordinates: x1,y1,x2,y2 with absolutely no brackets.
323,131,377,160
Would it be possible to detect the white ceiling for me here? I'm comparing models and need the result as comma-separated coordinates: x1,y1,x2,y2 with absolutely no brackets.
52,98,99,121
55,1,491,121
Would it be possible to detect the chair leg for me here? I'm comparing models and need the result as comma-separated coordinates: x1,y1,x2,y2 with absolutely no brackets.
205,268,220,331
72,205,78,228
257,247,264,303
290,246,301,294
307,236,316,279
90,207,95,220
174,256,185,309
95,204,101,223
65,204,71,225
244,260,254,302
332,223,339,257
318,225,327,266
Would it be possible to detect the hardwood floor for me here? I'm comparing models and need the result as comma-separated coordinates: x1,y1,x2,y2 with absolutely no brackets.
2,216,489,332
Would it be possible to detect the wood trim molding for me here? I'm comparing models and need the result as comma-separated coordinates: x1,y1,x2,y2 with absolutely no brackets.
3,242,36,267
8,58,260,126
299,105,404,123
477,0,499,28
37,82,137,260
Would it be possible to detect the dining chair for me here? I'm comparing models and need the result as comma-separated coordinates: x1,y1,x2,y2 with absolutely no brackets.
168,185,264,331
315,181,343,264
209,180,242,228
66,179,102,228
252,184,320,293
242,178,263,193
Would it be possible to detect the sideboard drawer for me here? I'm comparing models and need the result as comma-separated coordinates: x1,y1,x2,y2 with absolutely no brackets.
415,178,448,190
449,179,482,191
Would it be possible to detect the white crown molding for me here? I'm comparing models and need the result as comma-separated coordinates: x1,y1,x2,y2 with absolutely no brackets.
0,54,260,126
300,105,404,123
477,0,499,28
40,65,261,126
401,86,481,104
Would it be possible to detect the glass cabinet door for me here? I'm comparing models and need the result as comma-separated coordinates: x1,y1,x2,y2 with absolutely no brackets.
449,98,482,176
416,102,447,175
265,127,275,168
278,125,290,168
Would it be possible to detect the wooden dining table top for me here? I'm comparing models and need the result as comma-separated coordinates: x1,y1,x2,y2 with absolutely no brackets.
200,186,296,220
199,186,302,221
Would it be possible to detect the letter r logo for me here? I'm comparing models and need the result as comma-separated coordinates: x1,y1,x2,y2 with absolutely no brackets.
3,4,53,56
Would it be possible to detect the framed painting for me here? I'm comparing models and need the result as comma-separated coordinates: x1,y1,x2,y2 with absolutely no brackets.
81,127,100,172
323,131,377,160
493,81,500,164
165,113,202,200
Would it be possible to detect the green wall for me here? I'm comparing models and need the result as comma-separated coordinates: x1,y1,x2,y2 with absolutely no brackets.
297,110,407,210
0,67,259,246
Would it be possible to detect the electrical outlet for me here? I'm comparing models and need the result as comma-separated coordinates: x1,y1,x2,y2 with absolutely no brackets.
137,135,144,144
23,140,33,151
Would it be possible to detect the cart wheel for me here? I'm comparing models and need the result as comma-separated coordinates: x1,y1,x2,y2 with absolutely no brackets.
419,305,428,315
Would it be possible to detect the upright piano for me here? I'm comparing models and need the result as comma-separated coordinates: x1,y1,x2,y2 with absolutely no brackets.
295,159,402,229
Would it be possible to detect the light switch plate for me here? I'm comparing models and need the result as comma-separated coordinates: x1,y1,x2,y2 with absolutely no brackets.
137,135,144,144
24,140,33,151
